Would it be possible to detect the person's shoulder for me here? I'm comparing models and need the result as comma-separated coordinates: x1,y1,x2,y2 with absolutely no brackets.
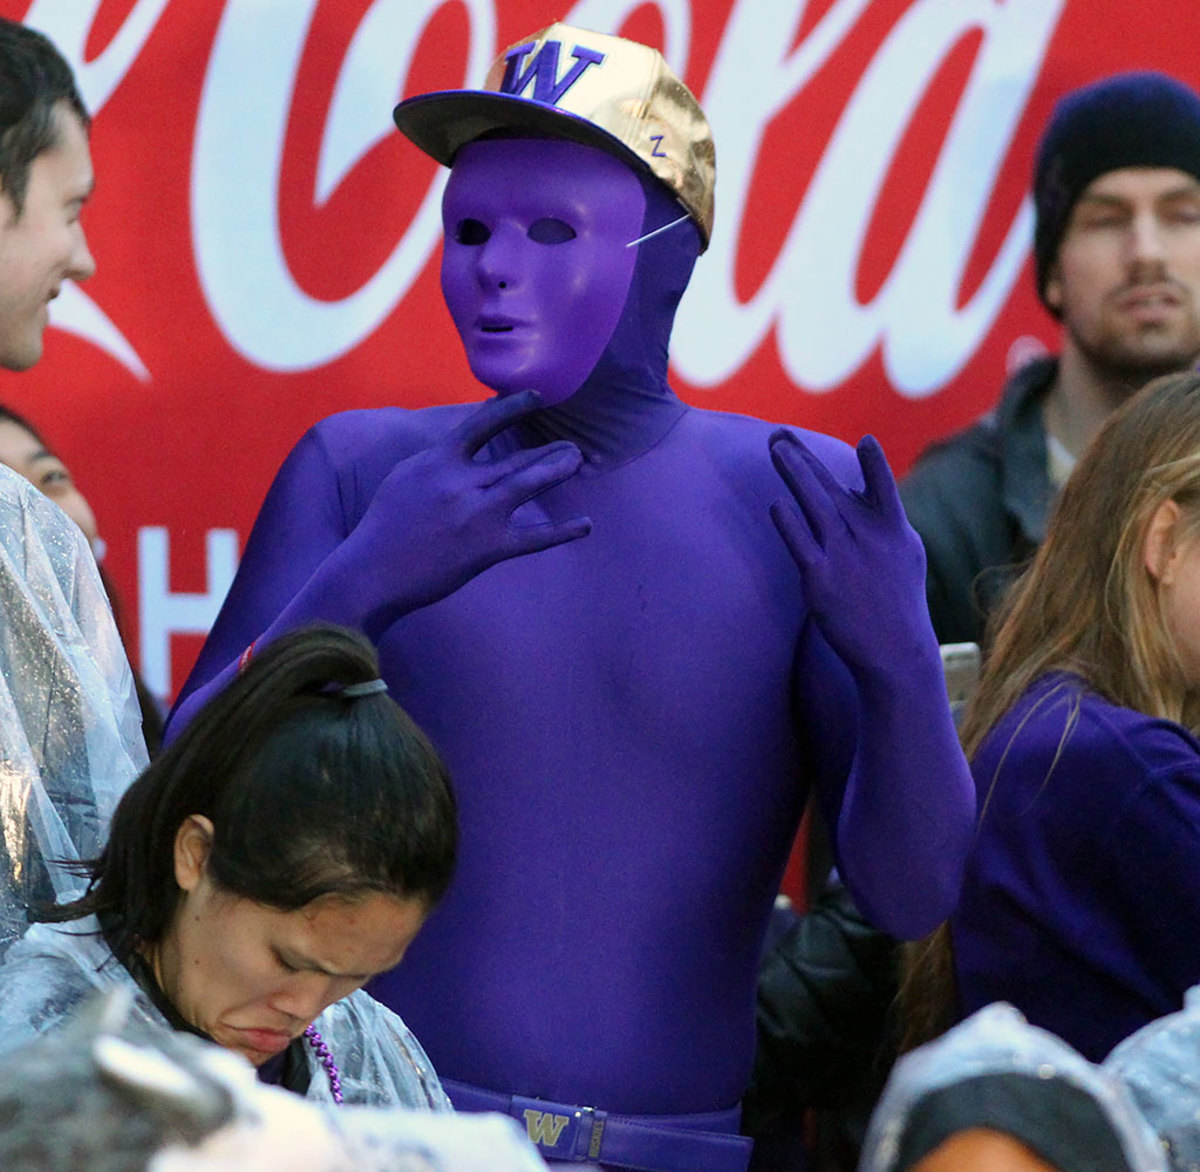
320,989,430,1058
308,402,478,467
902,411,1002,497
0,461,31,499
1083,696,1200,775
322,986,396,1027
902,358,1056,502
318,990,451,1109
0,462,58,513
899,411,1011,555
4,918,109,967
0,461,38,497
0,467,110,622
0,924,105,1056
681,405,861,486
976,680,1200,840
1010,677,1200,773
0,463,88,548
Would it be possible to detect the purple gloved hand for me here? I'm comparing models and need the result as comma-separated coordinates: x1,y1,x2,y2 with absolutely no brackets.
335,389,591,636
770,429,972,937
769,430,933,677
166,391,590,740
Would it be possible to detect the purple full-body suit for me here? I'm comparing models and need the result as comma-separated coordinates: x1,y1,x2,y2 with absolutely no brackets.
172,141,973,1143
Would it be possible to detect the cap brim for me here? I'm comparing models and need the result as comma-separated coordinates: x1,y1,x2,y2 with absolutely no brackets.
393,89,651,177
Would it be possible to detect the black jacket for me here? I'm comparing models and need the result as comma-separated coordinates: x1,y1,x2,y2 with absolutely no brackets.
899,358,1058,646
745,878,900,1139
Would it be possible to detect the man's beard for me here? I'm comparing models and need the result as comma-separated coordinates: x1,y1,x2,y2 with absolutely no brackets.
1082,332,1200,384
1071,288,1200,387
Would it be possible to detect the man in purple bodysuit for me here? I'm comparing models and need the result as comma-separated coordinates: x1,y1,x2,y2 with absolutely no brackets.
170,25,975,1172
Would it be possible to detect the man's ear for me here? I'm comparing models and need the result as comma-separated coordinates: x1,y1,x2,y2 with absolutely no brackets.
1144,499,1183,584
173,815,215,892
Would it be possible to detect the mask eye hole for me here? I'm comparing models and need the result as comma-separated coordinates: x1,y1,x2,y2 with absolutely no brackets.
528,217,576,244
455,218,491,245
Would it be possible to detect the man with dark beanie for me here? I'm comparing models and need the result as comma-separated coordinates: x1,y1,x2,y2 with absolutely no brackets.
902,71,1200,647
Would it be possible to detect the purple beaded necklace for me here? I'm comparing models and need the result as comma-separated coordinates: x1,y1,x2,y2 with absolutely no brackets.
304,1024,343,1103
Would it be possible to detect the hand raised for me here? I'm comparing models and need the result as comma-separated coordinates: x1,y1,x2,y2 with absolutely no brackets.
346,391,591,630
768,431,930,674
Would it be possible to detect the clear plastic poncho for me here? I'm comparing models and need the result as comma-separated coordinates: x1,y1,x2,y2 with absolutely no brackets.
858,1003,1166,1171
0,916,452,1109
0,987,545,1172
0,465,147,956
1106,983,1200,1171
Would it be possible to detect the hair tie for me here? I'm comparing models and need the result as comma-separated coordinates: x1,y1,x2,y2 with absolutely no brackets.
340,678,388,699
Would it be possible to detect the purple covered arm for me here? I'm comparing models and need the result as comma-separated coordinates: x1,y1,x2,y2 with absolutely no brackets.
167,391,590,737
772,431,975,938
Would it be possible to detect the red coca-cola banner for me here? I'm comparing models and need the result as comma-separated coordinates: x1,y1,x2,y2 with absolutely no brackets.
0,0,1194,703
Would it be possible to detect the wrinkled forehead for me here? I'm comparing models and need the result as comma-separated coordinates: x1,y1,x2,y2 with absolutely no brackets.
443,136,645,221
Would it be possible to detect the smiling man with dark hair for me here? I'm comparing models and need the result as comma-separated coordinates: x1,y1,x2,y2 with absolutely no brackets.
0,16,145,956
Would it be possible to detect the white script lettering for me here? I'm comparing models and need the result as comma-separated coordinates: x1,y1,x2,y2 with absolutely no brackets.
192,0,494,371
673,0,1067,397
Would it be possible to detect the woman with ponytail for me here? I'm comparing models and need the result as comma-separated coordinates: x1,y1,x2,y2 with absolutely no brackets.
0,622,457,1108
902,369,1200,1064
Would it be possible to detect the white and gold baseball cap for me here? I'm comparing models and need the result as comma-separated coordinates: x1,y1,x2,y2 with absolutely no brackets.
393,22,715,250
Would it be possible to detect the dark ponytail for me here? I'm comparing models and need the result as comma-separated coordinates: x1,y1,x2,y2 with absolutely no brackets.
44,624,456,964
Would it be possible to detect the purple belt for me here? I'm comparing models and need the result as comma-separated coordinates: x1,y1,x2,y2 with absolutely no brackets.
443,1079,753,1172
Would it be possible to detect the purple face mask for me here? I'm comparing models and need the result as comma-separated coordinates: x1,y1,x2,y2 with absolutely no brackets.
440,138,646,405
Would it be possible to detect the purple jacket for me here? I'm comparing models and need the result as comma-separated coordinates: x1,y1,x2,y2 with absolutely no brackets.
954,673,1200,1061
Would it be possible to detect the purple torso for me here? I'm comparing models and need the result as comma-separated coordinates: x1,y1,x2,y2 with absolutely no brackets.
180,393,865,1112
371,407,835,1111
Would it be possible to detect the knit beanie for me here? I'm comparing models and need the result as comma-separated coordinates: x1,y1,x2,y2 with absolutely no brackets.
1033,71,1200,310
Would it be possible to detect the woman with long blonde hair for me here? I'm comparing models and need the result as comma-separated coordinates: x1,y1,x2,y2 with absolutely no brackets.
910,369,1200,1063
